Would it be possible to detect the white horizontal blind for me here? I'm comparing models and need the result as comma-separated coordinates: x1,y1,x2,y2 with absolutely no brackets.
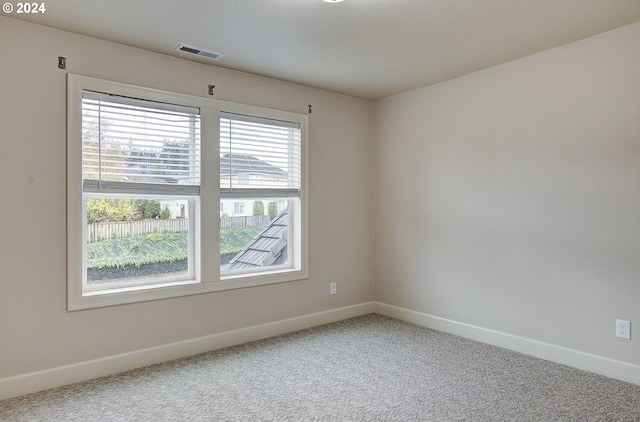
82,91,201,193
220,112,301,198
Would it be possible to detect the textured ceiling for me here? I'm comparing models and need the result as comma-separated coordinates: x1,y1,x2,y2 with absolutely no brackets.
8,0,640,99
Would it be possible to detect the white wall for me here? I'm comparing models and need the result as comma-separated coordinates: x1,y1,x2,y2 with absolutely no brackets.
373,22,640,365
0,17,372,379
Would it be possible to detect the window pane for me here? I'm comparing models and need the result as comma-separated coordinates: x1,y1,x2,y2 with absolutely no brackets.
220,200,289,271
220,113,301,192
82,92,201,187
85,197,191,288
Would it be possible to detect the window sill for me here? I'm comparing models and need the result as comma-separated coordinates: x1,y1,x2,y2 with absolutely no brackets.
68,269,309,311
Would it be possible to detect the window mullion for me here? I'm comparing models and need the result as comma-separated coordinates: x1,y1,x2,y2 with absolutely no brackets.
198,106,220,282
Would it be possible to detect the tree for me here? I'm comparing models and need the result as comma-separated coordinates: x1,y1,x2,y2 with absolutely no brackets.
86,199,164,223
253,201,264,216
159,139,189,183
82,115,128,181
127,149,157,170
134,199,162,220
268,202,279,220
86,199,135,224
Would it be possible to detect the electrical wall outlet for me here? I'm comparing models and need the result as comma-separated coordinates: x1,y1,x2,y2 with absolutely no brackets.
329,282,337,295
616,319,631,340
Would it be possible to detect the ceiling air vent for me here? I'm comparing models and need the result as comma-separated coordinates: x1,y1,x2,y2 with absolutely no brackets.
175,43,223,60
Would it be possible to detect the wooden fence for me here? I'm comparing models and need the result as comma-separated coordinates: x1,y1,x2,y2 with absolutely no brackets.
87,215,271,242
87,218,188,242
220,215,270,229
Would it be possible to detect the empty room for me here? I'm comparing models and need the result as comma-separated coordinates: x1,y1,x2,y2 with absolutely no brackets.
1,1,639,420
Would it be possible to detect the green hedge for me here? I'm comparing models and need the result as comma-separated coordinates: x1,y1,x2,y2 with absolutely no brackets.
87,227,263,269
220,227,262,255
87,232,188,269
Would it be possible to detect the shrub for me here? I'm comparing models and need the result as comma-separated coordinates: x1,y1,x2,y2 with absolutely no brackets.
252,200,264,216
86,198,135,223
220,227,262,256
268,202,279,220
86,231,188,269
86,198,164,223
134,199,161,219
86,226,263,270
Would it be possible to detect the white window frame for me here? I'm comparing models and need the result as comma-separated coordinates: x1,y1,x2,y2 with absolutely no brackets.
67,75,308,310
219,112,303,279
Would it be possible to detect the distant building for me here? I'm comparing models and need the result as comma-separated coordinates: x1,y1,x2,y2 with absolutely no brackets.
220,153,288,217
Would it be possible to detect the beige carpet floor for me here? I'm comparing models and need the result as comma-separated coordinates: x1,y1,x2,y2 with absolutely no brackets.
1,314,639,421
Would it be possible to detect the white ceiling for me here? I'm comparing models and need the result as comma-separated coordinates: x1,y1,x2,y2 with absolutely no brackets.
9,0,640,99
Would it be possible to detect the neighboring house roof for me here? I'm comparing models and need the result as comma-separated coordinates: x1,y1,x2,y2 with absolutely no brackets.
226,209,288,270
220,153,287,178
122,174,169,184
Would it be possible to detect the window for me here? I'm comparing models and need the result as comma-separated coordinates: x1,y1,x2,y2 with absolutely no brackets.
67,75,308,310
220,113,302,277
80,92,200,293
233,202,246,215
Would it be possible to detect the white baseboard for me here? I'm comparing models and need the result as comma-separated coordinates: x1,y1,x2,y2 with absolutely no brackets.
4,301,637,402
0,302,376,401
373,302,640,386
